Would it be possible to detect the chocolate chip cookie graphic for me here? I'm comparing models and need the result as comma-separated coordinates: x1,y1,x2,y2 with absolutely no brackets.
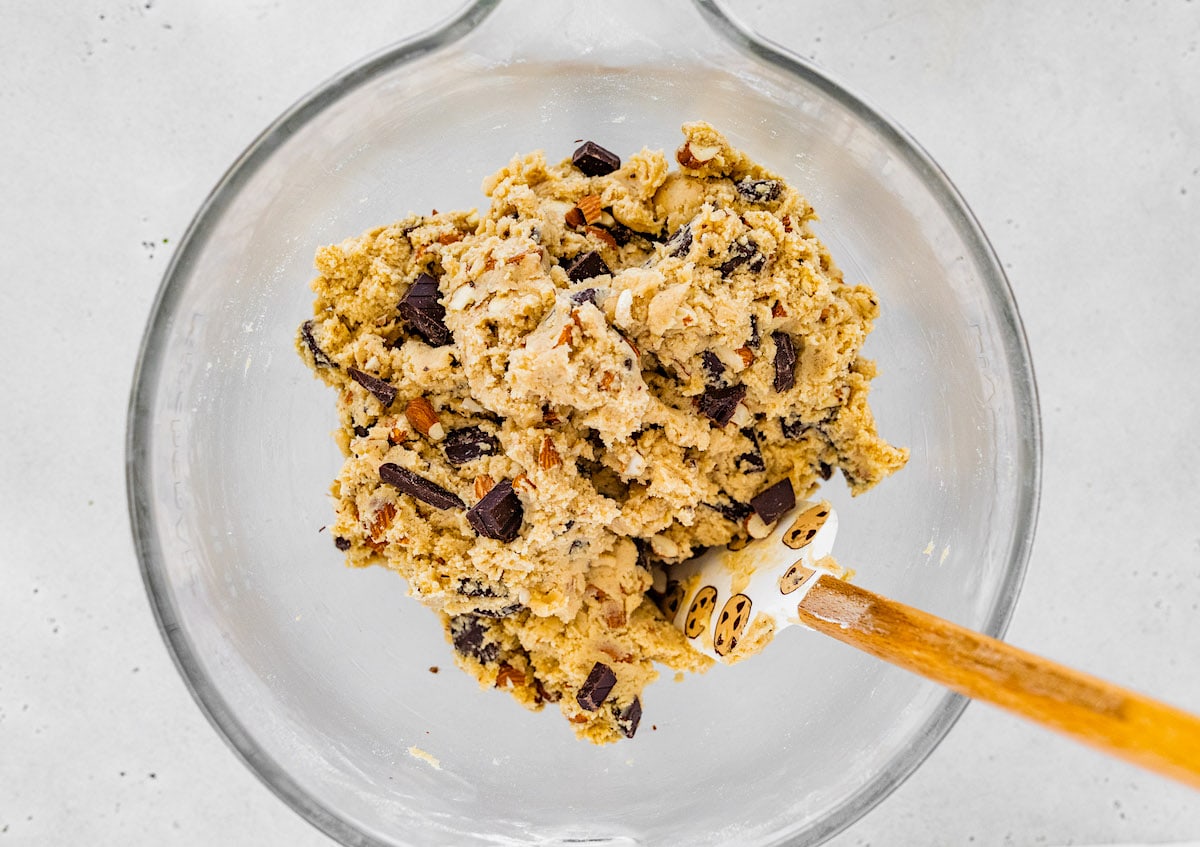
783,501,831,550
684,585,719,639
661,580,686,621
712,593,752,657
778,561,816,595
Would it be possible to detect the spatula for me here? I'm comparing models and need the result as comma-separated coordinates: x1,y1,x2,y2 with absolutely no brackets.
660,500,1200,789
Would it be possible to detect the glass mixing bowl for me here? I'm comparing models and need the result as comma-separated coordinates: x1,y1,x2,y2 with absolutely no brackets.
126,1,1041,844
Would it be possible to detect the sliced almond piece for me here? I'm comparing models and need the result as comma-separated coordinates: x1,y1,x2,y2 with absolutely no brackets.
585,225,618,249
474,474,496,500
539,436,562,469
564,206,586,228
577,194,603,225
405,397,445,441
735,346,756,367
676,141,722,169
745,512,773,539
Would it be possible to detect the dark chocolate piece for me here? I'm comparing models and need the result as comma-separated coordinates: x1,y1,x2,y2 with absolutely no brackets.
466,479,524,542
474,603,524,619
772,331,797,392
735,178,781,203
614,697,642,738
456,578,499,598
334,536,351,551
664,224,692,258
735,449,765,473
606,221,635,246
353,424,370,438
718,239,758,276
570,287,599,306
398,273,451,347
750,478,795,525
576,661,617,711
565,250,611,282
818,461,833,481
781,417,808,439
572,141,621,177
442,426,500,466
703,498,752,522
696,384,746,426
347,367,398,407
747,314,760,349
300,320,336,368
379,463,465,510
700,351,725,385
449,615,499,664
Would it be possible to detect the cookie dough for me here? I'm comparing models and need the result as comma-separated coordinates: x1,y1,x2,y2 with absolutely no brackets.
297,123,907,744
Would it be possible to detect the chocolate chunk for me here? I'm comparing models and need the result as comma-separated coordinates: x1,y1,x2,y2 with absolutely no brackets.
456,578,498,598
347,367,398,407
565,251,611,282
749,253,766,273
398,273,451,347
300,320,336,368
772,331,797,392
735,178,781,203
334,536,351,551
606,221,635,246
466,479,524,542
572,141,621,177
474,603,524,619
747,314,761,349
781,417,808,439
704,498,752,522
570,287,599,306
664,224,692,258
735,449,765,473
750,478,795,525
696,384,746,426
634,538,652,570
718,239,758,276
700,351,725,385
818,461,833,481
443,426,500,466
614,697,642,738
449,615,499,664
379,463,465,510
353,424,370,438
576,662,617,711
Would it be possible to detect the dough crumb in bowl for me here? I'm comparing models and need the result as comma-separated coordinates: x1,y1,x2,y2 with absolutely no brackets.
296,122,907,743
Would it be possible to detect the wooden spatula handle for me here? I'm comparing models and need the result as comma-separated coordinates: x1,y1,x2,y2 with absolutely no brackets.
797,576,1200,789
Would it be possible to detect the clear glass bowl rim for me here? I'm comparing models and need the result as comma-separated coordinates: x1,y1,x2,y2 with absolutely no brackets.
125,2,1043,844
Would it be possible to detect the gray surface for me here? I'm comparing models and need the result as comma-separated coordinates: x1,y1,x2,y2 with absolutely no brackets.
1,0,1197,844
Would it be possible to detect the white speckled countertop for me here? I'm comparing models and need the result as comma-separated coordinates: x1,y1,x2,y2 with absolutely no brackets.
2,1,1198,844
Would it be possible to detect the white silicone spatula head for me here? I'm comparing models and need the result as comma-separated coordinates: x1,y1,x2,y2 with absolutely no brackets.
659,500,843,661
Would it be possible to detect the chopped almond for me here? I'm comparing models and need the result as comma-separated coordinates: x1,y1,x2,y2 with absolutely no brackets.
735,346,756,367
577,194,603,225
539,436,562,469
474,474,496,500
585,225,618,249
405,397,445,441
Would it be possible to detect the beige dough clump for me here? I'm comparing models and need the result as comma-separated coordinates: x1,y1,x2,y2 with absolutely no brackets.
297,123,907,744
